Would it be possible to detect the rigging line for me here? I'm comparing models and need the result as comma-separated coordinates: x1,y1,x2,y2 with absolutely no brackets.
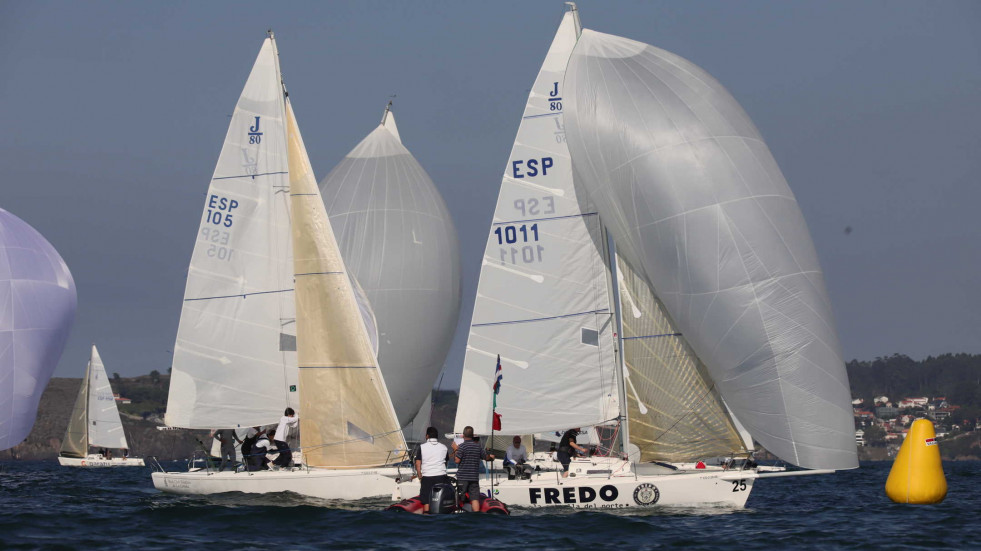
471,308,609,328
491,212,597,226
522,112,561,120
295,271,343,277
648,382,727,446
212,171,289,181
184,288,293,301
622,332,682,341
296,365,377,369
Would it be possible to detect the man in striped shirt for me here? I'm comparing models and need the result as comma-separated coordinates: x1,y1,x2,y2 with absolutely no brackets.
454,426,495,513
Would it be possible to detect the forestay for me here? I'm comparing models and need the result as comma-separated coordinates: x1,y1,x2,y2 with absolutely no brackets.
0,208,77,451
86,345,128,449
319,107,461,427
455,10,618,436
166,37,298,429
565,30,857,469
287,100,406,468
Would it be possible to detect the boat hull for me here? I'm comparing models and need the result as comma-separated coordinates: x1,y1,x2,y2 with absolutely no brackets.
395,469,755,510
152,467,403,500
58,455,145,468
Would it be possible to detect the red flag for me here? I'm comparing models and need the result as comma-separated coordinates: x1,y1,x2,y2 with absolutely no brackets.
492,412,502,431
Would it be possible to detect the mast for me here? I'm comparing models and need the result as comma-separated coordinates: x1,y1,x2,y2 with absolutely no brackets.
268,29,297,415
566,2,581,37
381,100,393,125
83,349,92,452
604,230,630,458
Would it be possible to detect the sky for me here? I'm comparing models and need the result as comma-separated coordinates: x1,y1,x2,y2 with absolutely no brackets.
1,0,978,388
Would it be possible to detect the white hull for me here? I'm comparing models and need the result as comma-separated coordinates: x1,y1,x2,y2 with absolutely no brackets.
58,455,145,468
396,460,756,510
152,466,403,500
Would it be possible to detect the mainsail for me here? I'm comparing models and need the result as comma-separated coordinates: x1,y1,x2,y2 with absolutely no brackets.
166,36,298,429
319,104,461,427
86,346,128,449
564,29,857,469
455,8,619,436
0,208,77,451
287,99,407,468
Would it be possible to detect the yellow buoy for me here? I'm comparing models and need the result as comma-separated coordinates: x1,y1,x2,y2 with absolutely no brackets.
884,418,947,504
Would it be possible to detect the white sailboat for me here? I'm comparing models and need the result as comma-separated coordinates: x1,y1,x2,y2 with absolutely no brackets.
58,345,144,467
151,33,408,500
396,3,856,509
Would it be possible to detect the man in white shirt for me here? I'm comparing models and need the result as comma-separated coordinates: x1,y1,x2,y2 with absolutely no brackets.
273,408,298,468
414,426,450,513
505,435,532,478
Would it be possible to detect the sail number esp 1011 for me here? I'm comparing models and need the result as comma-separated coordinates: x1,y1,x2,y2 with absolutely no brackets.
495,223,543,265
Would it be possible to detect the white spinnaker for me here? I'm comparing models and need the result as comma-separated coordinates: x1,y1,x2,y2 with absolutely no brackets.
319,111,461,427
86,345,128,449
565,30,857,469
0,209,77,451
166,36,298,429
455,10,618,436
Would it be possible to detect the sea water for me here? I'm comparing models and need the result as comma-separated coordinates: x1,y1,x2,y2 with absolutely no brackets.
1,461,978,550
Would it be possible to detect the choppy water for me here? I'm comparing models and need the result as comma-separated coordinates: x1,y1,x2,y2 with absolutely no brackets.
1,461,977,550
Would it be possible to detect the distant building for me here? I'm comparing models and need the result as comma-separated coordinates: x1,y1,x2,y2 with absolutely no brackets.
874,396,890,405
898,397,929,409
855,430,865,447
852,398,864,406
113,393,132,405
876,406,899,419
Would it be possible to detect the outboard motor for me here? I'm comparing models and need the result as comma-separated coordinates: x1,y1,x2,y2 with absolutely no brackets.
428,482,458,514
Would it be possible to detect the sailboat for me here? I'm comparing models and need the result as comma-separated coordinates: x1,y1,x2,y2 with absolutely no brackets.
151,32,408,500
58,345,144,467
396,3,856,509
318,102,461,442
0,208,77,453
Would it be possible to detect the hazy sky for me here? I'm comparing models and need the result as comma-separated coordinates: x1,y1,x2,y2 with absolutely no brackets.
1,1,978,387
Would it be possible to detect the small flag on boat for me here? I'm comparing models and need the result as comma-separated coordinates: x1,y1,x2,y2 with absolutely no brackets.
493,412,502,431
493,355,503,394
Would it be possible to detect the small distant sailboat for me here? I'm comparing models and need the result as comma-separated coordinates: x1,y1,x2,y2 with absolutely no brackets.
0,208,77,452
58,345,144,467
152,32,408,500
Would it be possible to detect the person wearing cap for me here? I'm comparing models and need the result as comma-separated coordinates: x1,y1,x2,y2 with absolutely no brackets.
557,428,587,478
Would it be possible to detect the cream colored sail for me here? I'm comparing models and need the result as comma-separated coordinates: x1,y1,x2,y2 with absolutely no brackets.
617,256,747,462
59,362,90,457
286,99,406,468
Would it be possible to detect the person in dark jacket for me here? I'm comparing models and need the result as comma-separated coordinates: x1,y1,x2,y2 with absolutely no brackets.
557,428,587,478
454,426,495,512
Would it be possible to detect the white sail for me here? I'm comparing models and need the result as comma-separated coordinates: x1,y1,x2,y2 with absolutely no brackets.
0,209,77,451
86,345,128,449
565,30,857,470
455,9,618,437
319,108,461,427
166,36,298,429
